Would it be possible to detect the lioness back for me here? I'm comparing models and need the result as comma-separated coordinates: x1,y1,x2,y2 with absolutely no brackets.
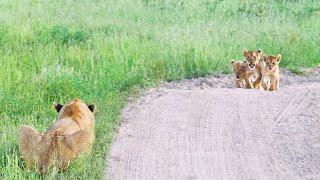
19,98,96,174
51,98,95,133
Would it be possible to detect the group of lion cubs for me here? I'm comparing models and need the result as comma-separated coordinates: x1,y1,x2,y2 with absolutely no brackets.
18,49,281,174
231,49,281,91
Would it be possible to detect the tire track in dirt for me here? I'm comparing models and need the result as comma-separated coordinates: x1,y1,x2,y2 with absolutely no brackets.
106,72,320,180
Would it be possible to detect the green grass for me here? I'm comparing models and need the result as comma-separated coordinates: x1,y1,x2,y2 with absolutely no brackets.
0,0,319,179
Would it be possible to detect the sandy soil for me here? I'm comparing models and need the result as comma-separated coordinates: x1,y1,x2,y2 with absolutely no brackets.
105,68,320,180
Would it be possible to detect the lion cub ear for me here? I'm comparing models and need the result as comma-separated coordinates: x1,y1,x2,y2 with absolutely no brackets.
54,103,63,113
88,104,95,112
231,60,235,64
243,49,248,57
256,49,262,54
260,54,267,62
276,54,281,62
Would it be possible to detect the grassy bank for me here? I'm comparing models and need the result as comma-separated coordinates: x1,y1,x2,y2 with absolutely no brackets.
0,0,319,179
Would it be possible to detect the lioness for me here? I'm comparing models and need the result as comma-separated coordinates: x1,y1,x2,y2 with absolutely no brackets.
19,99,95,173
260,54,281,91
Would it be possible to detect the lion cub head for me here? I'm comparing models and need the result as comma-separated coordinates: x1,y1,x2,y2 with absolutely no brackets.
263,54,281,71
231,60,246,79
243,49,262,70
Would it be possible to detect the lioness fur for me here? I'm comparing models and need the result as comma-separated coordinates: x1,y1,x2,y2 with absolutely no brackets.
19,98,95,174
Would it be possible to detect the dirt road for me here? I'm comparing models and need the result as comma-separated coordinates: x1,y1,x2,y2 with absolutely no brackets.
106,70,320,179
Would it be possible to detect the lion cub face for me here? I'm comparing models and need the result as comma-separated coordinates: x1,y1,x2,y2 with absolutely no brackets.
264,54,281,71
243,49,262,70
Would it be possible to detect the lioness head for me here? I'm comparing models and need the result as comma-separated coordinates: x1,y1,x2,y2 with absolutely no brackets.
231,60,246,79
54,98,95,121
263,54,281,71
243,49,262,70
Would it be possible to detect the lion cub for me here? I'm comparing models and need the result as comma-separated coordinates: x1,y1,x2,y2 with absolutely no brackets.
19,99,95,173
260,54,281,91
231,60,248,88
243,49,263,89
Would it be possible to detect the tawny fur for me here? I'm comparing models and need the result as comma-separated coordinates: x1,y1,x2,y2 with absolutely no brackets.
231,60,248,88
242,49,263,89
19,99,95,174
260,54,281,91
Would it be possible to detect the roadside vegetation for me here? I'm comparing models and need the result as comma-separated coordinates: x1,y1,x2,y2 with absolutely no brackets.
1,0,319,179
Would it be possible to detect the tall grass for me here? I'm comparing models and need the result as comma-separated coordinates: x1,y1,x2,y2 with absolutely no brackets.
0,0,319,179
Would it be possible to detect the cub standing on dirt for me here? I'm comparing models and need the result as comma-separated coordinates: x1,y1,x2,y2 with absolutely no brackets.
19,98,95,174
260,54,282,91
243,49,263,89
231,60,248,88
231,49,263,89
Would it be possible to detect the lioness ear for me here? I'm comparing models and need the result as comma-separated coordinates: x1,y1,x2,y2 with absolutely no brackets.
54,103,63,113
276,54,281,62
88,104,95,112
